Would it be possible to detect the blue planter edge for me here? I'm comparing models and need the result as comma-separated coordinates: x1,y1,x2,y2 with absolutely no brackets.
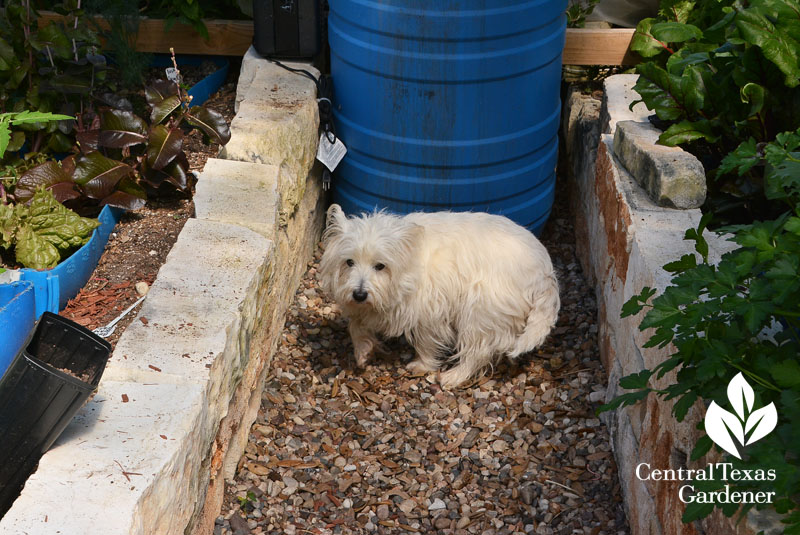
149,55,230,107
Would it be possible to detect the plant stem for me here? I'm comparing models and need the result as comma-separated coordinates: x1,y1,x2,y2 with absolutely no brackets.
726,361,781,392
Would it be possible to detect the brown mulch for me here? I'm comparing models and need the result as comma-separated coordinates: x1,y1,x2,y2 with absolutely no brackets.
60,69,238,348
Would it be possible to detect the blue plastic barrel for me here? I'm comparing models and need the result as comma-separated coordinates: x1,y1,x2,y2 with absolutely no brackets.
329,0,567,233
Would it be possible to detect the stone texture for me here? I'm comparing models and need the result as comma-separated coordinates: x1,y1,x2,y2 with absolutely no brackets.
601,74,651,134
194,158,281,239
562,87,602,189
222,52,320,225
614,120,707,209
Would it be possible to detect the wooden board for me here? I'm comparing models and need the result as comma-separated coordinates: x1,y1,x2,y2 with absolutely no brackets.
563,28,639,66
38,12,254,56
40,13,638,65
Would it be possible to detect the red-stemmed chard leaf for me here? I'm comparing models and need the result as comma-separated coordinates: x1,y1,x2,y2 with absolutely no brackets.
73,151,133,200
150,95,182,125
15,161,74,203
98,110,147,148
145,80,180,106
145,152,193,193
147,125,183,170
184,105,231,145
76,130,99,153
100,177,146,211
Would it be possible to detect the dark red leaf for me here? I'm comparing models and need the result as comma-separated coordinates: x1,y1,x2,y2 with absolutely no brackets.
76,130,99,153
184,105,231,145
147,125,183,170
145,80,179,106
98,110,147,148
15,161,73,203
150,95,182,125
73,151,133,200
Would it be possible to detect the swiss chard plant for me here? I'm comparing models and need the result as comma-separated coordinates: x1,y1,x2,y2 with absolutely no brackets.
12,65,231,212
628,0,800,224
602,0,800,531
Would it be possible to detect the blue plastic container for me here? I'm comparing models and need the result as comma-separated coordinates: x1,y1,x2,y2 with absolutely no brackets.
0,281,35,378
13,205,124,320
329,0,567,233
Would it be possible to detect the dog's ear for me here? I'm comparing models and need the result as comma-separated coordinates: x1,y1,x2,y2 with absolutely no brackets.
401,222,424,247
324,204,347,239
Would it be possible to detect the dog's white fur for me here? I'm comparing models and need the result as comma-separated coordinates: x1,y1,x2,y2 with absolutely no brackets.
319,204,560,388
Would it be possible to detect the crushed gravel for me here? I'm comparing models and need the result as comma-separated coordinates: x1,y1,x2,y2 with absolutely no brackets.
216,193,629,535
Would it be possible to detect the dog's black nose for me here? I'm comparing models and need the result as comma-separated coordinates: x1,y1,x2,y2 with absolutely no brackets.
352,289,368,302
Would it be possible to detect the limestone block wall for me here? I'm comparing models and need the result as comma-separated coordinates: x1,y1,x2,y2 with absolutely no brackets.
0,47,326,535
563,75,780,535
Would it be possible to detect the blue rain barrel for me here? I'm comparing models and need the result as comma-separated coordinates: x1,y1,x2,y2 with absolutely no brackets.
329,0,567,234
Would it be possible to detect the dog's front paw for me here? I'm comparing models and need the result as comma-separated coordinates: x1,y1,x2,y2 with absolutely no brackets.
354,348,373,367
439,366,473,389
406,358,438,375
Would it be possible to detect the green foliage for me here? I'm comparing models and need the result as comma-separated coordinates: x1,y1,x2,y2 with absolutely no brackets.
629,0,800,224
566,0,600,28
601,195,800,529
604,3,800,529
0,187,99,269
147,0,251,40
0,0,109,162
0,110,73,158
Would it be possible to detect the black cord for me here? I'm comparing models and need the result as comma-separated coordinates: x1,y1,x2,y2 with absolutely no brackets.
268,58,337,189
268,58,336,142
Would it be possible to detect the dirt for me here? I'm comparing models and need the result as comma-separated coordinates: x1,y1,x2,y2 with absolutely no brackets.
59,70,238,349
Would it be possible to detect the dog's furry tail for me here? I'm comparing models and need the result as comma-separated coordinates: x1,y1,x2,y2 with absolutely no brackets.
509,273,560,358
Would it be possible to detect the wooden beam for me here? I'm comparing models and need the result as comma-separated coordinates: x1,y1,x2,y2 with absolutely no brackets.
38,12,254,56
563,28,639,66
40,13,637,65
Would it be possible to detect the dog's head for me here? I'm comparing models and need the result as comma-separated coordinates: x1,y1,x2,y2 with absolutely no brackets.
319,204,421,311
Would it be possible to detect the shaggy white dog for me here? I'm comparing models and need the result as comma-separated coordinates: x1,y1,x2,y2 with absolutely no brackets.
319,204,560,388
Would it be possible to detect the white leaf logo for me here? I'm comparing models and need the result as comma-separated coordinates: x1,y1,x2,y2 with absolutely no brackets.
704,373,778,459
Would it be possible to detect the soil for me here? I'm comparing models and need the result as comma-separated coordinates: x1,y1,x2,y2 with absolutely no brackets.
59,66,238,349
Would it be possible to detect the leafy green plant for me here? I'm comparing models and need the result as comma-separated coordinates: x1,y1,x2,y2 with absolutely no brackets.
628,0,800,224
237,490,257,513
0,0,109,159
567,0,601,28
13,66,231,211
0,187,99,269
0,111,73,159
600,1,800,530
148,0,251,40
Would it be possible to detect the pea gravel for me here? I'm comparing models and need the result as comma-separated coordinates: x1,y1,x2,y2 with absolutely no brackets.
215,197,629,535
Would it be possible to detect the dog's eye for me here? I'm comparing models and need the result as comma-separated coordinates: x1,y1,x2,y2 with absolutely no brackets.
374,263,385,271
346,259,354,267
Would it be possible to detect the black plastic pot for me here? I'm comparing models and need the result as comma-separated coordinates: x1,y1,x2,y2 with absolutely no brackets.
0,312,111,515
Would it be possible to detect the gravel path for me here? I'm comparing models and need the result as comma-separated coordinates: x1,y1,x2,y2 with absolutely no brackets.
216,197,629,535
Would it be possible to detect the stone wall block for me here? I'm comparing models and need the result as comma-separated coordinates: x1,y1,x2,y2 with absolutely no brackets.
613,121,707,209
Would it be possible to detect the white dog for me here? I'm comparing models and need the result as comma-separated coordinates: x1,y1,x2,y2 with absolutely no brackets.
319,204,560,388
